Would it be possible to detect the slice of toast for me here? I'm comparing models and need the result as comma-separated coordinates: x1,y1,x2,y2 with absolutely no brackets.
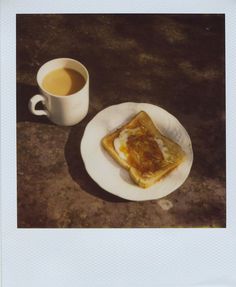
101,111,185,188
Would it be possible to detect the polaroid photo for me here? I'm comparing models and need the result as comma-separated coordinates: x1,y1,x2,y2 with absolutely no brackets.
1,1,236,286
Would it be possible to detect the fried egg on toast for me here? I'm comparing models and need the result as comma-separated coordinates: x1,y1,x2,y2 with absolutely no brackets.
101,111,185,188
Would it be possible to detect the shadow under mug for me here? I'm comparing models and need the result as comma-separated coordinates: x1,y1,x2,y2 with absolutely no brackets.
29,58,89,126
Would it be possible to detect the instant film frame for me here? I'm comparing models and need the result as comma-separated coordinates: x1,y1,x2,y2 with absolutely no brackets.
1,0,236,286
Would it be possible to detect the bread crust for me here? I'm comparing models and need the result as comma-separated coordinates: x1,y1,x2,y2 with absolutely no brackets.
102,111,185,188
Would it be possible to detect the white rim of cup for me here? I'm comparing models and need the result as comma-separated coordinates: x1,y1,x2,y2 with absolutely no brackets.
36,58,89,98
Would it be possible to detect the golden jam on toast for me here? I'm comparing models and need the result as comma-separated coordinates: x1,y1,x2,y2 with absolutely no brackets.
102,111,185,188
114,126,165,173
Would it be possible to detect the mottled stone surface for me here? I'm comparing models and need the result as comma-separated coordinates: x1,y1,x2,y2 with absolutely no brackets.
17,14,225,228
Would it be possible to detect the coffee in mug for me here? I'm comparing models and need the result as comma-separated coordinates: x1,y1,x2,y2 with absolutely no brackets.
42,68,86,96
28,58,89,126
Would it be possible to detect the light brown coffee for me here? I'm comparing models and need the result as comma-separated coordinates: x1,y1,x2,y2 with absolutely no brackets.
42,68,85,96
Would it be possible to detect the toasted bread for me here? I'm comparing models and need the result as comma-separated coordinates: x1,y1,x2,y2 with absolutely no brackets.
101,111,185,188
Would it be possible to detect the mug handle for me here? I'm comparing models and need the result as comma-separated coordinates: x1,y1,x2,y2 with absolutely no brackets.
28,94,49,117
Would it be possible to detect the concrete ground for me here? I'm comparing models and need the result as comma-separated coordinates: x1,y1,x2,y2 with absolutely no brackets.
17,14,225,228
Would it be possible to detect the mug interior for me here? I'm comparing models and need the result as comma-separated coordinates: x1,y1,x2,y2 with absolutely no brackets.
37,58,88,96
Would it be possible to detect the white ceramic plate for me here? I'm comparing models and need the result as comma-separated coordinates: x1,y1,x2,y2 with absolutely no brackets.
81,102,193,201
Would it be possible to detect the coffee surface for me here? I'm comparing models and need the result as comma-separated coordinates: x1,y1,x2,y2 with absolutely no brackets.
42,68,85,96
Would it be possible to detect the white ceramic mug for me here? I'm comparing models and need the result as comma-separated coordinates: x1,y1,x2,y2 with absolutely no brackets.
29,58,89,126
